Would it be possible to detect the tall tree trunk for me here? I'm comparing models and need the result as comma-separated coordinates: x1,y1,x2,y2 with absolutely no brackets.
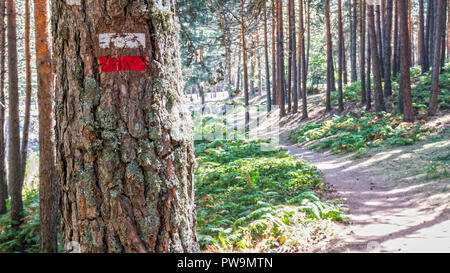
241,0,250,128
289,0,297,114
351,0,358,82
427,0,436,69
271,0,277,106
325,0,333,112
338,0,344,112
360,0,367,105
376,5,384,79
0,0,5,215
408,0,414,65
20,0,32,186
398,0,415,122
393,1,400,76
263,1,271,111
429,0,446,115
235,48,241,95
299,0,308,119
383,0,393,97
367,22,372,111
52,0,199,253
367,3,386,112
34,0,58,252
7,0,22,225
419,0,427,72
277,0,286,117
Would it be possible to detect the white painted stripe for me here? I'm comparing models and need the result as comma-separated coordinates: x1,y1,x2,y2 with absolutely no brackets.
67,0,81,5
99,33,146,49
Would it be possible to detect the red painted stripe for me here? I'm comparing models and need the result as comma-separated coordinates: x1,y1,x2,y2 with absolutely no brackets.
99,56,147,72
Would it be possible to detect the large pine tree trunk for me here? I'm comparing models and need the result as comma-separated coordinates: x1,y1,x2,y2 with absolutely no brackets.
52,0,198,253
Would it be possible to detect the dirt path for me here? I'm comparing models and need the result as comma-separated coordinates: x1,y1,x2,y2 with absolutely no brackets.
279,133,450,253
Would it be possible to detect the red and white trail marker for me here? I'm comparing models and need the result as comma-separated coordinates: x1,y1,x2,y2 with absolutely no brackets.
99,33,147,72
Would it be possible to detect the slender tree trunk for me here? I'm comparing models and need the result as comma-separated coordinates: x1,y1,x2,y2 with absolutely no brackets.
20,0,32,186
367,22,372,111
271,0,277,106
427,0,435,68
360,0,367,105
429,0,446,115
289,0,297,114
0,0,5,215
325,0,333,112
52,0,199,253
419,0,427,72
383,0,393,97
34,0,58,252
241,0,250,128
263,1,271,111
235,48,241,95
398,0,415,122
7,0,22,225
338,0,344,112
351,0,358,82
277,0,286,117
299,0,308,119
368,4,386,112
393,1,400,76
376,5,384,79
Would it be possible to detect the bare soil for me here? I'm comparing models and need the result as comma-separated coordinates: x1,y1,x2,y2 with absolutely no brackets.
278,99,450,253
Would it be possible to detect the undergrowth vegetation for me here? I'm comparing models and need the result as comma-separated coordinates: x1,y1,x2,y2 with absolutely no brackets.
195,139,346,252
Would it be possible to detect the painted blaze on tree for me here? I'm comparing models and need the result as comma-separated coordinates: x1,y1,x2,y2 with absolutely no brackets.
52,0,198,252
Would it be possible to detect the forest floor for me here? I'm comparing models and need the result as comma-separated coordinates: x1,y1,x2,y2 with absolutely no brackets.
277,94,450,253
189,90,449,252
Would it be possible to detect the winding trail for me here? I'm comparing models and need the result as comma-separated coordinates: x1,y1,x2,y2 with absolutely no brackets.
280,136,450,253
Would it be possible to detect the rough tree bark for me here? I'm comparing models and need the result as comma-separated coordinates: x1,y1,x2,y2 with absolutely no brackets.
52,0,199,253
398,0,415,122
7,0,22,225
